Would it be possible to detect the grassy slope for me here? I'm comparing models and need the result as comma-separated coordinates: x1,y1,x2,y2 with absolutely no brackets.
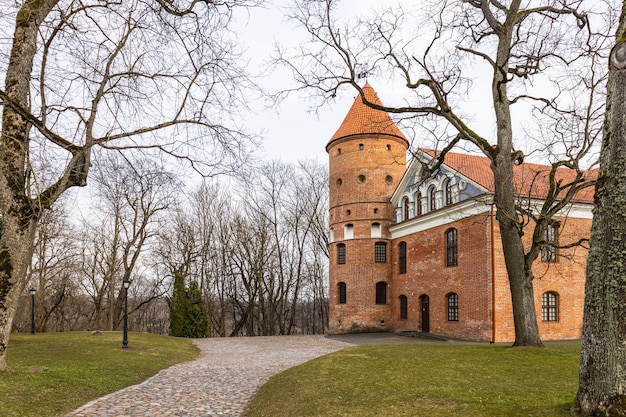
246,342,580,417
1,332,199,417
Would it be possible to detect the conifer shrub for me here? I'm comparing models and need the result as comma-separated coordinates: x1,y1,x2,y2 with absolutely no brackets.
168,273,210,338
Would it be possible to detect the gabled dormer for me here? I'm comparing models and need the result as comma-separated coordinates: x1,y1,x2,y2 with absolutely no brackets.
391,150,491,224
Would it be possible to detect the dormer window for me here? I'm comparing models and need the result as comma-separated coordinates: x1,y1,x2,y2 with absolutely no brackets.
444,179,453,205
403,198,410,221
415,192,423,216
429,186,437,211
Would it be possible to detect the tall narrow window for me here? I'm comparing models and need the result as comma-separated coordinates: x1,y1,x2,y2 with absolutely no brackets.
338,282,347,304
376,281,387,304
541,223,559,263
337,244,346,265
403,197,410,220
398,242,407,274
446,228,458,267
415,192,422,216
542,292,558,321
399,295,408,319
447,293,459,321
374,242,387,263
429,186,437,211
444,179,453,205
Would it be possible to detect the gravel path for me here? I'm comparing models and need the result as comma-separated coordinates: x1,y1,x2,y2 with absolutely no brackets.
66,335,352,417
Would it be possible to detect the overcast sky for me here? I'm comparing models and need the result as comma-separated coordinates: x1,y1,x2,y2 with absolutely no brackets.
233,0,393,164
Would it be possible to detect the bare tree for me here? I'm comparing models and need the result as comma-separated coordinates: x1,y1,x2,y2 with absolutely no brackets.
81,155,178,330
0,0,259,369
23,199,79,332
13,201,80,332
575,1,626,414
279,0,609,346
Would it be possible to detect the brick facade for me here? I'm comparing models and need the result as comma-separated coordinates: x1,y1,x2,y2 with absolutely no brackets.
327,84,591,342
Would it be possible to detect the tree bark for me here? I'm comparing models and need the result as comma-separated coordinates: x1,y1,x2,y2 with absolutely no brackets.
0,0,58,371
490,0,542,347
575,2,626,413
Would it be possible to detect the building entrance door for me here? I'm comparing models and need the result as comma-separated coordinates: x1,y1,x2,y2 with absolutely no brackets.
420,294,430,333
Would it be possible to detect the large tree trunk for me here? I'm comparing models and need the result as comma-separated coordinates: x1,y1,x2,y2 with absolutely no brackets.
0,1,58,371
490,0,542,347
493,155,543,347
575,4,626,413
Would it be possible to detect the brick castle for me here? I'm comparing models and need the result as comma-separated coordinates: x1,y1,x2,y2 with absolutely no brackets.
327,84,592,342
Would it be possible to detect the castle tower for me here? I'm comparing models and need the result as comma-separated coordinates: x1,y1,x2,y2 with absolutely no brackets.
327,84,409,334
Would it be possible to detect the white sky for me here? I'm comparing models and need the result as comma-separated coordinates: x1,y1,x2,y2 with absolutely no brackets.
234,0,394,164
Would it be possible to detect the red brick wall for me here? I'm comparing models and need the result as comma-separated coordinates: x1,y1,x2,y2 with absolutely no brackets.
493,215,590,342
329,238,393,332
327,134,407,334
389,212,495,342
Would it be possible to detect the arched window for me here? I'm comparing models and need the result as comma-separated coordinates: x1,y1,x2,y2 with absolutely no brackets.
399,295,408,319
446,228,458,267
403,197,410,220
541,222,559,263
415,192,423,216
542,292,558,321
338,282,347,304
374,242,387,263
444,179,453,205
447,293,459,321
376,281,387,304
337,244,346,265
429,186,437,211
344,224,354,239
398,242,407,274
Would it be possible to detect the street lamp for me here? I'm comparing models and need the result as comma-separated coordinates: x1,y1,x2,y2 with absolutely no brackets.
122,278,131,349
29,288,36,335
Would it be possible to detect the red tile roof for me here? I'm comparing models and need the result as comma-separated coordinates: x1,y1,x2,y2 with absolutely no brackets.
328,83,409,148
421,149,596,204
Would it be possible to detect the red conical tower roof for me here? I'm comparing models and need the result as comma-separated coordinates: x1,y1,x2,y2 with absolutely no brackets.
327,83,408,150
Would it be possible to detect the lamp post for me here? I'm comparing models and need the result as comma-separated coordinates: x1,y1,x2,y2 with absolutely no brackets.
122,278,131,349
29,288,36,335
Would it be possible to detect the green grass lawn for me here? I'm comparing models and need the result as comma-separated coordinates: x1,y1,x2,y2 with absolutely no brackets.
1,332,199,417
245,341,581,417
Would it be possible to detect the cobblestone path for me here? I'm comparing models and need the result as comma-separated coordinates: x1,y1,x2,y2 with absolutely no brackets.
66,336,350,417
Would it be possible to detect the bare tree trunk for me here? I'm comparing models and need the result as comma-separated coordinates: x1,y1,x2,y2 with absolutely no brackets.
575,3,626,413
0,0,58,371
490,0,543,347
